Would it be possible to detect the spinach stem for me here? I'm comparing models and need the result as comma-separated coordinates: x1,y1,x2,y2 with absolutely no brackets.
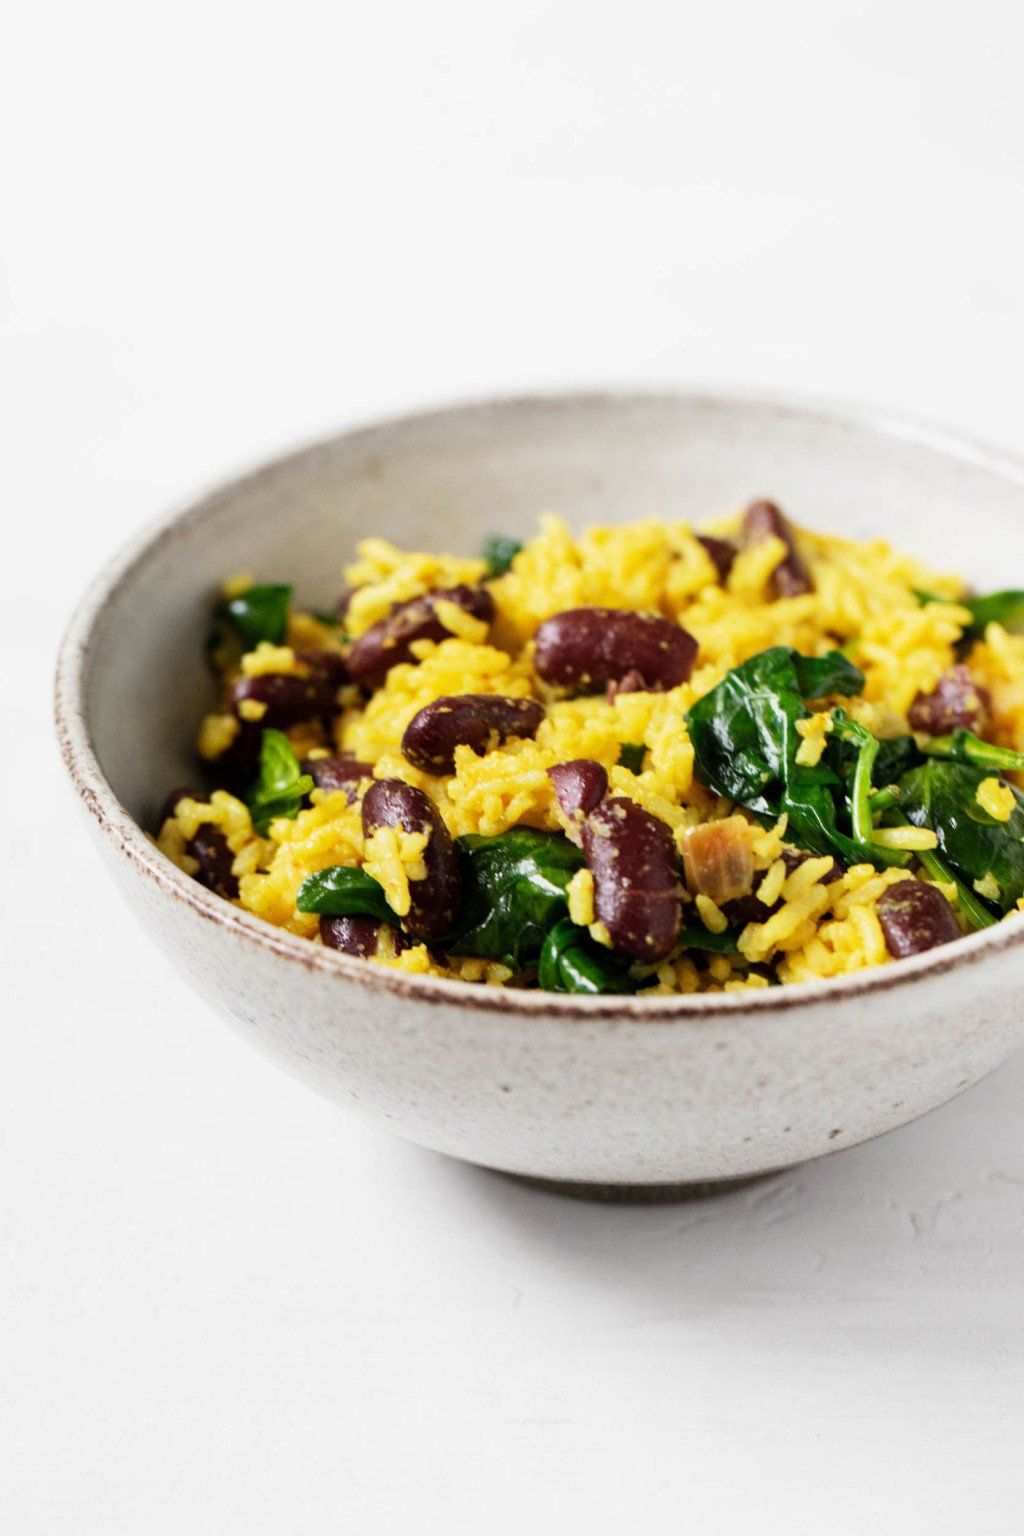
890,812,998,930
829,713,909,867
850,732,880,846
916,848,998,930
919,730,1024,774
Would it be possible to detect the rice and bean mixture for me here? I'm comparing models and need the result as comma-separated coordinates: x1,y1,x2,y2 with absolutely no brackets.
157,503,1024,994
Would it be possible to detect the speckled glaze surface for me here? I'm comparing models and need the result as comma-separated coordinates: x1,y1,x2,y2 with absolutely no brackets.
55,391,1024,1189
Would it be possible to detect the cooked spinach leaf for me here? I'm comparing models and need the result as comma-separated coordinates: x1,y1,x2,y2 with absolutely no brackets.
220,583,292,649
875,734,923,785
537,919,639,994
247,729,314,833
617,742,646,774
677,924,742,954
481,535,523,579
685,647,904,867
962,591,1024,634
444,829,585,966
296,865,396,921
898,759,1024,911
916,587,1024,638
792,651,866,700
686,647,808,815
528,909,743,992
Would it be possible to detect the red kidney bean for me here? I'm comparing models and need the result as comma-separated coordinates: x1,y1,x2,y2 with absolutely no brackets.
533,609,698,693
295,648,350,690
605,668,648,701
213,720,262,793
361,779,461,939
722,848,842,927
302,754,375,801
230,670,337,728
720,891,772,928
581,797,682,962
319,913,410,958
547,760,609,825
188,825,239,900
346,585,496,689
877,879,961,958
335,587,356,620
908,665,992,735
156,787,238,898
401,694,545,775
785,848,843,887
741,500,813,598
697,534,737,583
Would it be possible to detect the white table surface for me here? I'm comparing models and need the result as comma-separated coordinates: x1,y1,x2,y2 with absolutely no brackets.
5,3,1024,1530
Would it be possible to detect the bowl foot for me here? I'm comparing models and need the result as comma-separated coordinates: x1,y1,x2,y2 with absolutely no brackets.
499,1171,775,1204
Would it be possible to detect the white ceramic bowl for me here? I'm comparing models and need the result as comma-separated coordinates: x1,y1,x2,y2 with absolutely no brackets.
56,391,1024,1195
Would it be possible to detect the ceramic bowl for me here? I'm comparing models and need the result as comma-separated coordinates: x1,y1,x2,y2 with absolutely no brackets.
56,390,1024,1195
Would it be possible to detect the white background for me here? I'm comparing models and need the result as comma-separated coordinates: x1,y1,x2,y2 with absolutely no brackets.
4,2,1024,1530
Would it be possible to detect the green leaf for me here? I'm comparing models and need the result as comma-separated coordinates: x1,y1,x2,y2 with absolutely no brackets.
445,829,584,966
686,647,807,816
247,729,314,833
685,647,902,868
916,587,1024,638
963,591,1024,635
296,866,396,921
617,742,646,774
677,924,741,954
792,652,866,700
874,735,923,785
221,583,293,649
481,535,523,579
537,919,639,994
898,759,1024,911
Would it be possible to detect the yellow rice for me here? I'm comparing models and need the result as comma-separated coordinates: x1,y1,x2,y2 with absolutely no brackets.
157,512,1024,992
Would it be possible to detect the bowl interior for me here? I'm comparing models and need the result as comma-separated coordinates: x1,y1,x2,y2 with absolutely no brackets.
80,392,1024,830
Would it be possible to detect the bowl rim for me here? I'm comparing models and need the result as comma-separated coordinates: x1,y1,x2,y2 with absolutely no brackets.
54,384,1024,1021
